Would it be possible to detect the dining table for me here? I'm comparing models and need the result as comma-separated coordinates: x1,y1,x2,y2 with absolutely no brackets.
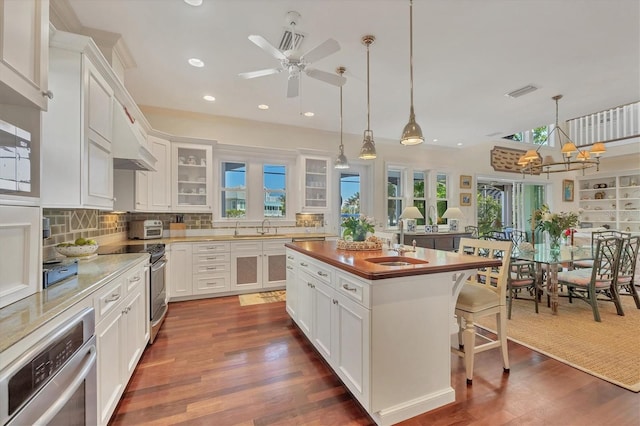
514,244,595,314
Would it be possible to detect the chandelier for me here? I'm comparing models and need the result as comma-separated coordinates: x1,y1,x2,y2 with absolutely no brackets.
519,95,606,178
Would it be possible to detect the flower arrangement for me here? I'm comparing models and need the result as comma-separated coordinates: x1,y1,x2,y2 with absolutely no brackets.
341,215,375,241
532,204,579,251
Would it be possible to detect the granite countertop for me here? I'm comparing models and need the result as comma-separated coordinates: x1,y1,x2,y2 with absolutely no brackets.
285,241,501,280
0,253,148,354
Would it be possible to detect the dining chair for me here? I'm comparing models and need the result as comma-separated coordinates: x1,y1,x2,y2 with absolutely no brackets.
510,229,528,247
557,236,622,322
507,259,538,319
612,235,640,313
453,238,512,384
465,225,479,238
573,230,629,269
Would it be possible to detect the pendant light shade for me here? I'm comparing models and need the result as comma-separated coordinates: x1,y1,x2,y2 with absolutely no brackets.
400,0,424,146
334,67,349,169
359,35,377,160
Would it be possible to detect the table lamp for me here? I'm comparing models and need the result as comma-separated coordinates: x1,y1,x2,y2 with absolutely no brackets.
442,207,464,232
399,206,424,245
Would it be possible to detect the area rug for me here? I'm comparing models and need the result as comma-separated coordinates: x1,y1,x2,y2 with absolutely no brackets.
475,295,640,392
238,290,286,306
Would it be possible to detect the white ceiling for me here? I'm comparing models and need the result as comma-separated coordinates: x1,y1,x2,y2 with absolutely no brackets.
64,0,639,148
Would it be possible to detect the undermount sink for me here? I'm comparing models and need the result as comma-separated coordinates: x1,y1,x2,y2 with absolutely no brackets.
365,256,429,267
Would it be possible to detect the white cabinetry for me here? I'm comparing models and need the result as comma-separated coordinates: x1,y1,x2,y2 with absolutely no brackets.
285,251,298,319
172,142,213,212
578,170,640,232
192,242,230,295
230,240,263,292
95,257,148,426
147,135,171,211
262,239,287,288
0,205,40,308
42,36,115,209
0,0,49,110
168,243,192,299
301,156,330,210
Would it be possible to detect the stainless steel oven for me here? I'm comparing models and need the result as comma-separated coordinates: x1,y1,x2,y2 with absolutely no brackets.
149,252,167,344
0,307,97,425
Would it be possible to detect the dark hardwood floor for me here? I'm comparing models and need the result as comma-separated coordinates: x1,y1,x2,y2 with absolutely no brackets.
110,296,639,426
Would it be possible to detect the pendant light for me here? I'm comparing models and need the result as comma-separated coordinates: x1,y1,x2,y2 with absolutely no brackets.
359,35,377,160
334,66,349,169
400,0,424,145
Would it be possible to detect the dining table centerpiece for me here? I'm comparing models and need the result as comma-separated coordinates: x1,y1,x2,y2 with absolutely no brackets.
533,204,579,253
341,214,375,242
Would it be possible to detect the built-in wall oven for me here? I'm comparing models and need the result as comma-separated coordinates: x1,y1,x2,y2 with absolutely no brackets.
0,307,97,425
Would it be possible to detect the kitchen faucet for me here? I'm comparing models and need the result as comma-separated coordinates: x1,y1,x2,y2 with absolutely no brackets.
234,221,240,236
258,219,271,235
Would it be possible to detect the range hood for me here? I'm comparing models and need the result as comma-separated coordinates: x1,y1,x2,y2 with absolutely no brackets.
112,100,157,171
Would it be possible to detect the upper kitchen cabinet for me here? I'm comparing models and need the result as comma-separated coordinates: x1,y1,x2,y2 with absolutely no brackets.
301,155,330,211
0,0,50,110
172,141,213,212
42,31,116,210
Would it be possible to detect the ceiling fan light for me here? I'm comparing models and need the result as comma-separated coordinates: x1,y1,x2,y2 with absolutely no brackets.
590,142,606,156
400,114,424,146
359,130,377,159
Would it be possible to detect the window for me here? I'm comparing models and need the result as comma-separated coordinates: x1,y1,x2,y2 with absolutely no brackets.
413,171,426,226
263,164,286,217
340,171,361,219
387,168,403,227
436,173,448,224
221,162,246,218
503,126,551,146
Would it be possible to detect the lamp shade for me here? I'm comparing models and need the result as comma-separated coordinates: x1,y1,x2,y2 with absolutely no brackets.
400,206,424,219
442,207,464,220
523,149,539,162
359,130,377,159
590,142,606,156
561,142,577,155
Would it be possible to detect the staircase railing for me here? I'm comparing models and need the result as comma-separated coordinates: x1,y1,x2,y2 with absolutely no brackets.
567,101,639,146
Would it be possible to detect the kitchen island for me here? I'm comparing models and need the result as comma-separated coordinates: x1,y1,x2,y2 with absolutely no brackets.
284,240,501,426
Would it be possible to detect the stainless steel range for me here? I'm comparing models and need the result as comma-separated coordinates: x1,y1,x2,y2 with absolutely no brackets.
98,243,167,344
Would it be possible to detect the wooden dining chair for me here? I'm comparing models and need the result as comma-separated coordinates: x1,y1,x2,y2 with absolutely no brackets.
612,235,640,313
557,236,622,322
453,238,512,384
573,230,629,269
507,259,538,319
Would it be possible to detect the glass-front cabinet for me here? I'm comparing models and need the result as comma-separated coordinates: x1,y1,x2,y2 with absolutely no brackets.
577,170,640,232
172,143,213,212
302,156,329,210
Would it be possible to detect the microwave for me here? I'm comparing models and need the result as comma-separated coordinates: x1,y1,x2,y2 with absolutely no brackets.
129,220,164,239
0,118,31,194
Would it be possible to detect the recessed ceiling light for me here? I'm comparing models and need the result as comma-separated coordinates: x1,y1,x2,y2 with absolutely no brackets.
457,142,463,146
303,112,314,117
432,139,438,142
258,104,269,110
188,58,204,68
184,0,203,6
203,95,215,102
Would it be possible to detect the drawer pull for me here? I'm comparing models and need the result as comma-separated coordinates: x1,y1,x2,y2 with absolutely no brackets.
130,276,141,282
105,293,121,303
286,265,293,270
287,255,294,260
342,284,357,292
207,257,218,260
300,262,309,267
317,271,328,277
206,266,217,270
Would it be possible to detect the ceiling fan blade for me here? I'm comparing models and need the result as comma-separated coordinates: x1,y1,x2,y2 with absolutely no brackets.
248,35,287,60
305,68,346,86
238,68,282,79
287,76,299,98
300,38,340,64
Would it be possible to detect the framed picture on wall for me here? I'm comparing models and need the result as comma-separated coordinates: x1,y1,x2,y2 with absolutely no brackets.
563,179,574,202
460,193,472,206
460,175,472,189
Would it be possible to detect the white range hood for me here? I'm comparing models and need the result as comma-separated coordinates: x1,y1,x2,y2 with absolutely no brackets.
112,100,156,171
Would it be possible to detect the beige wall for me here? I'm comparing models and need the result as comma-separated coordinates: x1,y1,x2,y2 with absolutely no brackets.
140,105,639,232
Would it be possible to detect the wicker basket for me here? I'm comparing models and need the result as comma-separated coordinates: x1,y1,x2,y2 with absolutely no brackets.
337,239,382,251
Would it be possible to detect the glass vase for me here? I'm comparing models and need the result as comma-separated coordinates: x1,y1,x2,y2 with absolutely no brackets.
549,233,561,254
353,227,368,242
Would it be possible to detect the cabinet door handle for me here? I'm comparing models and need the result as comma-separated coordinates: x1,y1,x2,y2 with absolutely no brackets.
300,262,309,267
105,293,121,303
342,284,357,292
332,299,339,305
42,90,54,99
317,271,328,277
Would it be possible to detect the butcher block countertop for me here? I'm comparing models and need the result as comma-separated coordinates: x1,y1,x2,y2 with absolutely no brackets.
285,240,501,280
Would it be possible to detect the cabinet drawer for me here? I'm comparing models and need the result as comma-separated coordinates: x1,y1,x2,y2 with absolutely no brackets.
94,277,125,323
193,252,230,265
231,241,262,252
194,262,230,275
298,256,333,285
262,239,289,251
336,273,370,308
193,274,230,295
125,266,146,293
192,242,230,254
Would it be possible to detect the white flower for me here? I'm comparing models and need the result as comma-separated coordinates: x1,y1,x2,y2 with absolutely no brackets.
542,212,552,222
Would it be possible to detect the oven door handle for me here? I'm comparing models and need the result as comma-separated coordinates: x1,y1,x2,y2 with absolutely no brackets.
32,344,97,426
151,259,167,272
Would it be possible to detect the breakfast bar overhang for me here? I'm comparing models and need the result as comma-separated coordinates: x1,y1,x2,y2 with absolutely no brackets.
284,241,502,425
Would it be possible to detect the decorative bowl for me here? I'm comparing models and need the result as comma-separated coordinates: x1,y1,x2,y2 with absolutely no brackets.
55,244,99,257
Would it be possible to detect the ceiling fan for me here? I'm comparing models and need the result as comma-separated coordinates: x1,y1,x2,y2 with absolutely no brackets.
239,11,345,98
